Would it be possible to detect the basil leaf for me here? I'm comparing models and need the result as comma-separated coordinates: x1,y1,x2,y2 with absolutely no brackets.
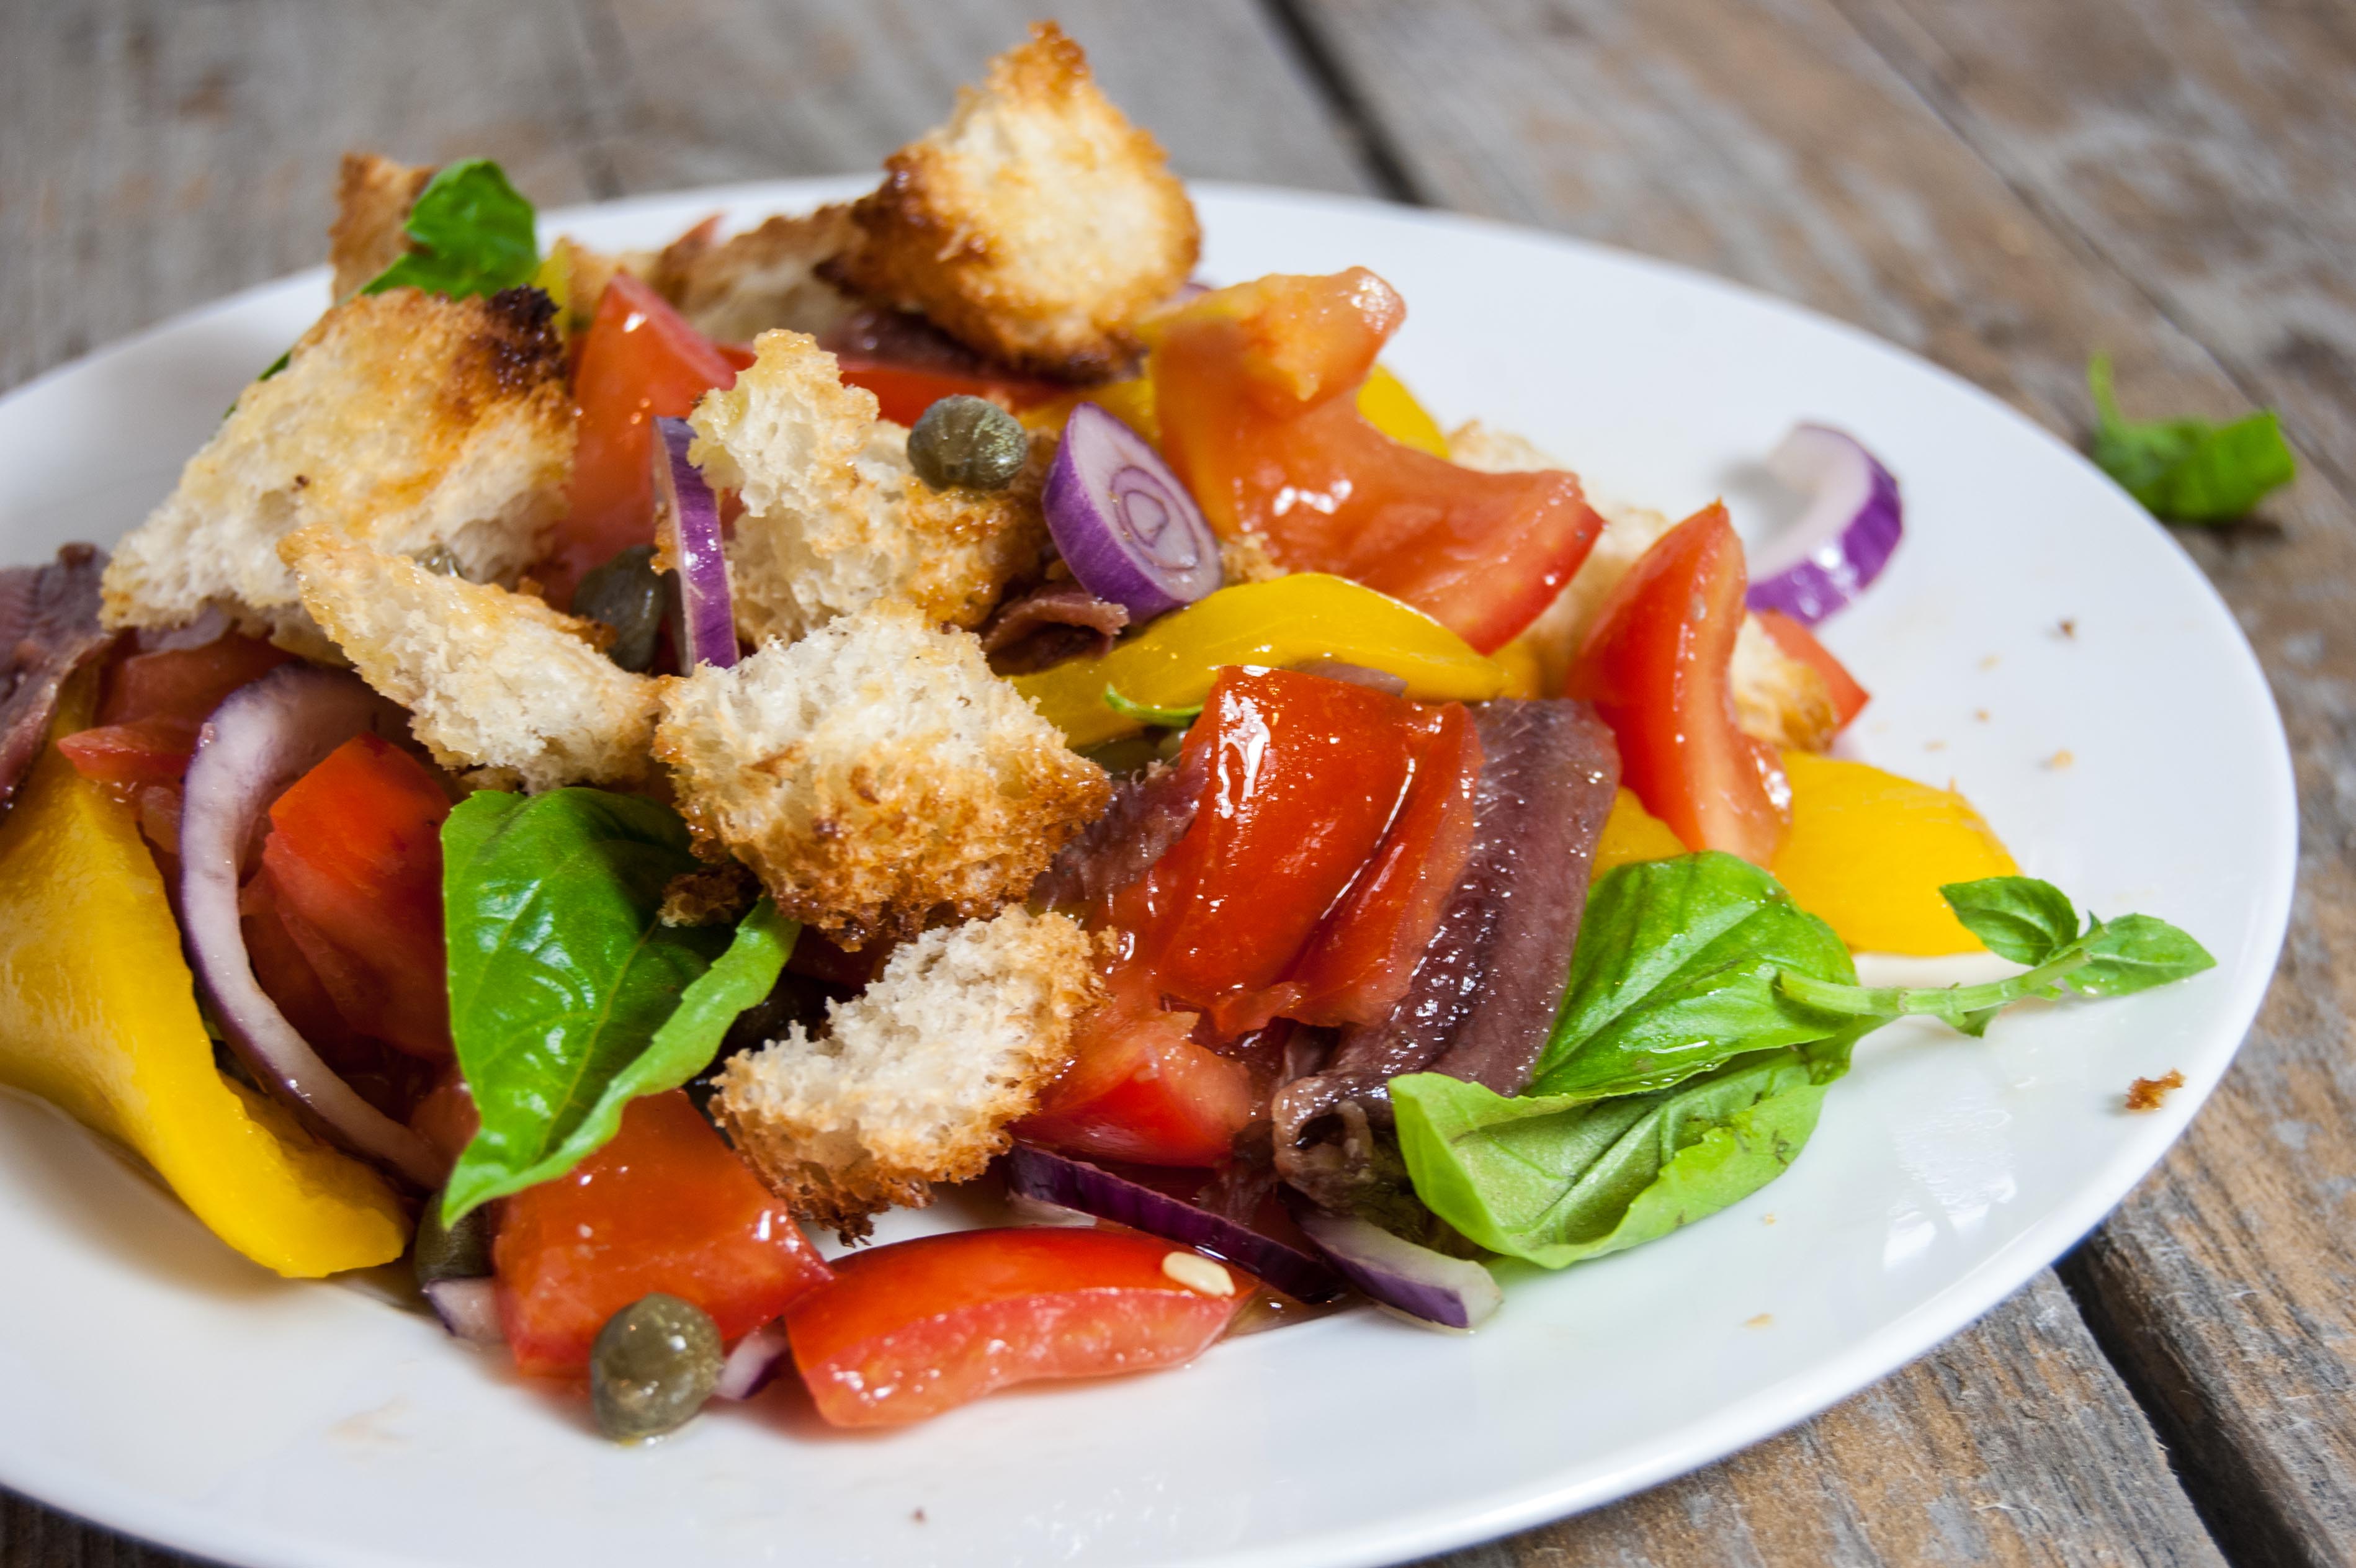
2089,354,2295,523
2068,912,2216,998
1940,876,2082,965
362,159,540,302
1534,853,1858,1100
1393,1042,1852,1269
440,789,738,1222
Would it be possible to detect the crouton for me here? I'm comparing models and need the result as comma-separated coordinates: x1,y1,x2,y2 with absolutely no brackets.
1448,419,1842,748
688,329,1049,643
835,22,1199,379
328,152,434,300
714,905,1099,1237
652,207,859,346
653,604,1109,946
102,288,573,653
282,526,660,791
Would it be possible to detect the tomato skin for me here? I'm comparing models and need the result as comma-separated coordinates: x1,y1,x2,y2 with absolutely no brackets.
496,1091,833,1376
1154,269,1602,653
544,274,740,607
258,733,452,1059
1014,964,1256,1167
1567,503,1791,864
99,635,291,729
834,358,1057,428
1755,609,1870,729
55,717,199,791
786,1227,1241,1427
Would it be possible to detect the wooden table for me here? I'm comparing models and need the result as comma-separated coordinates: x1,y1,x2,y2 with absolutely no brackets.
3,2,2349,1562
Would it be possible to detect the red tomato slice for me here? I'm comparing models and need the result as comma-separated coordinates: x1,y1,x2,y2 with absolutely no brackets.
1755,608,1870,729
1567,503,1791,864
834,358,1059,428
261,733,454,1059
55,717,200,791
543,274,740,608
785,1227,1242,1427
496,1090,833,1376
1153,269,1603,653
98,634,291,729
1014,964,1256,1168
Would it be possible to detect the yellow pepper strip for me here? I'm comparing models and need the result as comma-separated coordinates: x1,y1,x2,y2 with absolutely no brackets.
1768,751,2020,955
1020,362,1445,458
0,678,409,1277
1591,788,1688,879
1355,365,1451,457
1013,573,1507,748
1492,635,1544,699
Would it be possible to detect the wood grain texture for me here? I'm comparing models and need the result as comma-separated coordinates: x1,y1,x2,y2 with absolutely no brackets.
1419,1271,2223,1567
1294,0,2356,1560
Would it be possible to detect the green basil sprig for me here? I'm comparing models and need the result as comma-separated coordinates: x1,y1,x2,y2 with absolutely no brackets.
438,789,795,1225
2089,354,2295,524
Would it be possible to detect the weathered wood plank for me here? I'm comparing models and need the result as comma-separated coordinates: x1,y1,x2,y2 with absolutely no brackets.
0,1493,184,1568
1293,0,2356,1558
1420,1271,2224,1567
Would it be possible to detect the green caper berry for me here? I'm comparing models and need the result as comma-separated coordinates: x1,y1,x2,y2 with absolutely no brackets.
908,394,1028,491
413,1193,493,1286
573,544,666,673
590,1292,722,1441
412,544,464,577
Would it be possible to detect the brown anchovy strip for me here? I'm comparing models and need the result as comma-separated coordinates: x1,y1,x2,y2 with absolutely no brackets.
0,544,115,814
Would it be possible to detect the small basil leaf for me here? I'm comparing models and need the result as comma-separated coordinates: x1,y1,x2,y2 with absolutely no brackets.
2067,913,2216,998
1393,1044,1846,1270
362,158,540,302
1534,853,1858,1099
440,789,735,1222
1939,876,2082,965
2089,354,2296,524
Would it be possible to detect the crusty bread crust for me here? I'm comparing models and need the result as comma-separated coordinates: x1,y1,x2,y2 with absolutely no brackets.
652,207,859,346
328,152,433,300
653,604,1109,947
835,22,1199,379
284,525,661,790
102,288,573,653
689,330,1050,643
714,906,1099,1238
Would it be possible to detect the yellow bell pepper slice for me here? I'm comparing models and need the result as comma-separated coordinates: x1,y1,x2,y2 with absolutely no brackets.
1591,788,1688,879
0,679,410,1277
1013,573,1507,748
1020,363,1446,458
1492,635,1544,699
1768,751,2019,955
1355,365,1451,457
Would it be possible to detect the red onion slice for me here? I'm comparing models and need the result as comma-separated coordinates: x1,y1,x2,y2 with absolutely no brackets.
1042,403,1221,624
714,1319,792,1400
179,666,446,1188
1292,1206,1502,1332
652,416,738,670
422,1278,504,1344
1003,1144,1345,1303
1744,423,1904,625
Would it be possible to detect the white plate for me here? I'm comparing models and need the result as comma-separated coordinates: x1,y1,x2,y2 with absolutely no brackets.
0,181,2295,1568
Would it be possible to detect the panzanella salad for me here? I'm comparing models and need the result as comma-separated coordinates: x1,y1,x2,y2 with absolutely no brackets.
0,23,2210,1440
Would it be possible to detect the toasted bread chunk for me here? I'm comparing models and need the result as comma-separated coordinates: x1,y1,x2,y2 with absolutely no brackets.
103,289,573,653
688,330,1049,643
654,604,1109,946
328,152,434,300
1449,419,1840,748
652,208,859,346
714,906,1099,1237
283,526,660,791
835,22,1199,379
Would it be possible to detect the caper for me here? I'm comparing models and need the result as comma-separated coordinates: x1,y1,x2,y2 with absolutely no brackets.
573,544,665,673
413,1192,494,1286
908,394,1028,491
590,1292,722,1441
412,543,464,577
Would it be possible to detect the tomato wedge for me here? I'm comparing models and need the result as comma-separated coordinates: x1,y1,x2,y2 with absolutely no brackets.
544,273,740,607
1755,608,1870,730
496,1090,833,1375
1014,962,1256,1168
1153,269,1603,653
1567,503,1792,864
61,634,294,795
261,733,453,1059
785,1227,1242,1427
55,717,199,791
834,357,1058,428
